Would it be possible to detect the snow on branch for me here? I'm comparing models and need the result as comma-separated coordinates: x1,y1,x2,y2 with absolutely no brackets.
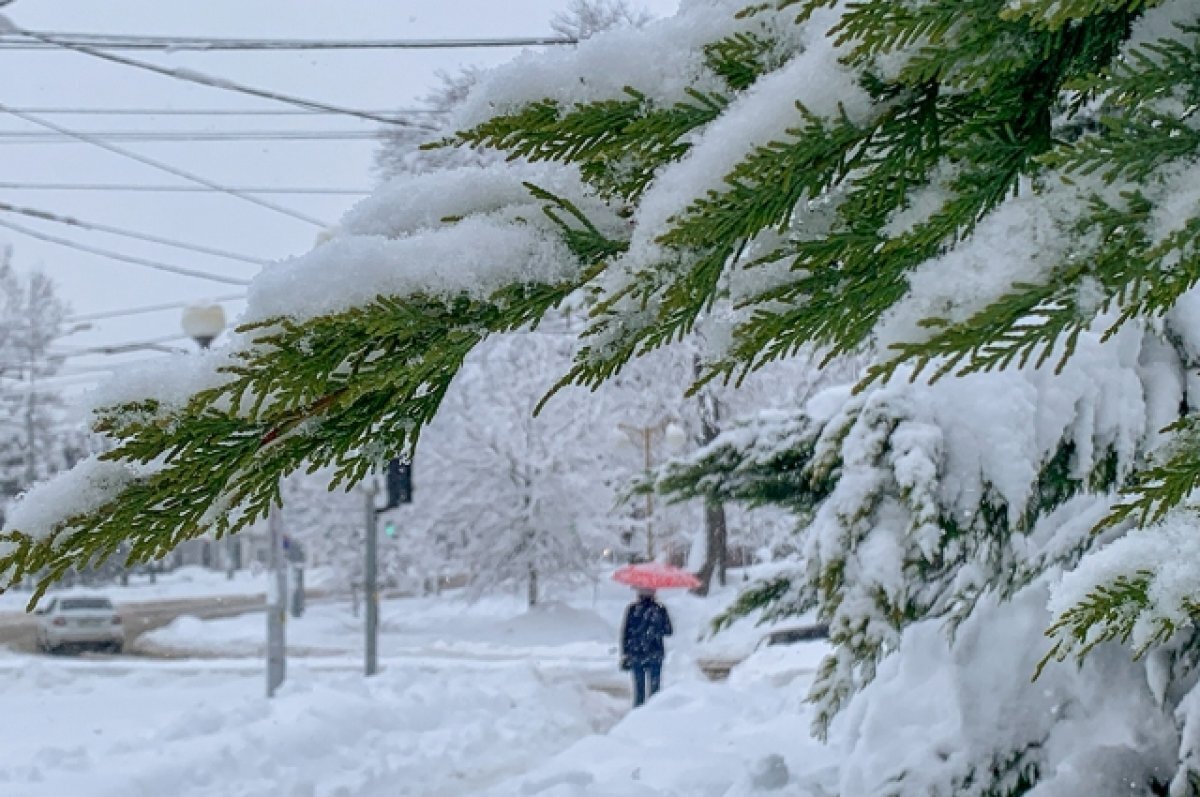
1045,509,1200,667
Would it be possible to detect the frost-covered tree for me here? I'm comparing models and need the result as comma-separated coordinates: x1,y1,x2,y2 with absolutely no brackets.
280,469,364,588
372,68,487,183
8,0,1200,791
414,330,615,606
550,0,651,40
0,251,85,522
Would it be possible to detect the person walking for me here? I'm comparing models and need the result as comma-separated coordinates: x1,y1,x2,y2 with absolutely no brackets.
620,588,673,708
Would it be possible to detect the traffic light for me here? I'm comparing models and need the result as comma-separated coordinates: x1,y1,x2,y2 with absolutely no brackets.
384,458,412,509
384,520,397,538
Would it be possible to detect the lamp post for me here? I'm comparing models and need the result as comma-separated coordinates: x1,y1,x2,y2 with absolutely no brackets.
181,304,235,578
617,419,686,560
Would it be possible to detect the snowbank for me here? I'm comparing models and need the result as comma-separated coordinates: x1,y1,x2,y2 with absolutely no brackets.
0,654,618,797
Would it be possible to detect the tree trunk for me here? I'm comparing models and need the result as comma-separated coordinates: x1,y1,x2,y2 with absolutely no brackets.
712,499,728,587
693,499,729,596
692,355,728,597
528,565,539,608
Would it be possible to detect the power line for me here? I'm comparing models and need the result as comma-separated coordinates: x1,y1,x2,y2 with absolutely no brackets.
0,129,384,144
9,28,441,130
50,333,192,357
0,202,269,266
0,360,165,384
0,182,371,195
0,32,577,51
0,107,440,116
68,294,245,324
0,105,331,228
0,216,252,286
0,336,189,375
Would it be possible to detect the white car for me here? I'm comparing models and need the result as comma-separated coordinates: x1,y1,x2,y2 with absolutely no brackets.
35,595,125,654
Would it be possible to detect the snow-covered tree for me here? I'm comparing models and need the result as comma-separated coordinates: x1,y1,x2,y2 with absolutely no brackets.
280,469,364,587
0,250,85,522
372,68,488,183
550,0,651,40
414,330,616,606
8,1,1200,792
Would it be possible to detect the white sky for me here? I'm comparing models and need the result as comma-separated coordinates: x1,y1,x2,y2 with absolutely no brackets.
0,0,676,396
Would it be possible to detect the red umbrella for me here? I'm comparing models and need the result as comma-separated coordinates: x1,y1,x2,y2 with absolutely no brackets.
612,562,701,590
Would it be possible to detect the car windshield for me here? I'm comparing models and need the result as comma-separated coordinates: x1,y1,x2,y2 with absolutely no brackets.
59,598,113,611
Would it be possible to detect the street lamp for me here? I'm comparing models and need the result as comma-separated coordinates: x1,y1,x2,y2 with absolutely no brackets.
181,304,233,578
182,301,284,696
181,303,226,350
617,418,687,561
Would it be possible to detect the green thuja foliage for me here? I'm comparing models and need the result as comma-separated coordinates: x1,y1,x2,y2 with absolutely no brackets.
0,189,620,605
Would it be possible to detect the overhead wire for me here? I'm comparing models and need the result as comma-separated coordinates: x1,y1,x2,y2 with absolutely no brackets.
0,104,332,228
0,202,270,266
0,129,384,143
0,182,371,195
50,333,192,357
0,216,252,286
8,27,442,130
68,294,245,323
0,107,441,116
0,31,578,51
0,343,187,380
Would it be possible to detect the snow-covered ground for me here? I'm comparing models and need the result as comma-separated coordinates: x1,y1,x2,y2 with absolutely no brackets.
2,575,834,796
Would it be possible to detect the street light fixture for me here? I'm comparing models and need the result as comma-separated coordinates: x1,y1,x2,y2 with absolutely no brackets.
180,303,226,350
182,301,285,695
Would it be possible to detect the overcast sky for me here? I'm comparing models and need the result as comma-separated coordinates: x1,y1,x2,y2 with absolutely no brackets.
0,0,676,397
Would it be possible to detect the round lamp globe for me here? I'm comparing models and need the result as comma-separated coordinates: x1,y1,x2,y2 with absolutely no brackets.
182,304,227,349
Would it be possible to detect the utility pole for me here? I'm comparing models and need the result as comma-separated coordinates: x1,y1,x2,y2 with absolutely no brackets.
363,484,379,677
364,458,411,677
266,504,287,697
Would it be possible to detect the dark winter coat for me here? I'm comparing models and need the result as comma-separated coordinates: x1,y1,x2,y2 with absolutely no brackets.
621,597,673,662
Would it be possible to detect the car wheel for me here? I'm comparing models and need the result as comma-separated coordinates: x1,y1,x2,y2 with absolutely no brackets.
109,642,123,655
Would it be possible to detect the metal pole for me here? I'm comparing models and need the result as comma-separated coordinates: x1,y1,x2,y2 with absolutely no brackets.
266,504,287,697
364,485,379,677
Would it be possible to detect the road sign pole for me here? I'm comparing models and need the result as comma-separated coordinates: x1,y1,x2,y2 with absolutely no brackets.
364,484,379,677
266,504,287,697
